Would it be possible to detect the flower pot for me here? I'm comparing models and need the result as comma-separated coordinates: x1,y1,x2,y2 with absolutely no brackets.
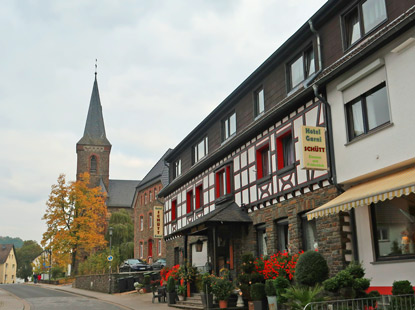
248,301,254,310
178,295,185,301
253,300,264,310
267,295,277,310
219,300,228,309
167,292,177,305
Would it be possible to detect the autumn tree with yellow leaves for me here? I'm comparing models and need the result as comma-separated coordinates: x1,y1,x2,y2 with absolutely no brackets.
41,172,107,274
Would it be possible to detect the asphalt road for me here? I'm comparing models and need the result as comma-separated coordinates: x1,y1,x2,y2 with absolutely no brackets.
1,284,127,310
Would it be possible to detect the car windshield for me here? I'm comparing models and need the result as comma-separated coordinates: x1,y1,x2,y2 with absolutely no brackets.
127,259,145,265
156,259,166,263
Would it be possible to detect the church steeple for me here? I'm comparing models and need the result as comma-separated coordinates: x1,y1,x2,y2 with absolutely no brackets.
76,73,111,189
77,74,111,146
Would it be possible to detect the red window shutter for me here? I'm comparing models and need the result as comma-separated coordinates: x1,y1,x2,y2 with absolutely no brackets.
148,240,153,257
195,186,201,209
276,136,284,170
256,149,263,179
216,171,221,198
186,191,193,213
172,200,177,221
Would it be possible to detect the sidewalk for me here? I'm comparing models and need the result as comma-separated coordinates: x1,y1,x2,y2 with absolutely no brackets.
0,288,28,310
32,283,171,310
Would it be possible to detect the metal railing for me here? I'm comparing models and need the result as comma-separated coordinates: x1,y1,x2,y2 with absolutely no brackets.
304,294,415,310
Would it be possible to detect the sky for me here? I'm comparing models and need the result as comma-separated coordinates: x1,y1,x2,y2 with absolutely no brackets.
0,0,327,245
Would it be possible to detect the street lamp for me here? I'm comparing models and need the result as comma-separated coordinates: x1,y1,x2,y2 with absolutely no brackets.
109,226,113,294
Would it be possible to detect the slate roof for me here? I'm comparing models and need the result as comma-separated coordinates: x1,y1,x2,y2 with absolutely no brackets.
169,201,252,237
107,179,141,208
136,149,172,192
77,75,111,146
0,244,14,264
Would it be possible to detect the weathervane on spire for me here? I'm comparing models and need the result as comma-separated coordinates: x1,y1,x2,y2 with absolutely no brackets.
95,59,98,76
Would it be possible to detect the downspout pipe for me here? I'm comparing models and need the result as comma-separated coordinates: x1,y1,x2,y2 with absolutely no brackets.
308,19,322,75
313,84,344,194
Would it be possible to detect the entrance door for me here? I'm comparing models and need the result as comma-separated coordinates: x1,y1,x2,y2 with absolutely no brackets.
148,239,153,263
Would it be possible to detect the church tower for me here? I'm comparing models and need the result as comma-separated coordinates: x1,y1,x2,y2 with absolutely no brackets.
76,73,111,190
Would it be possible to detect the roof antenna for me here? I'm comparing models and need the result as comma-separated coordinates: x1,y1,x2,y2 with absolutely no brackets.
95,59,98,77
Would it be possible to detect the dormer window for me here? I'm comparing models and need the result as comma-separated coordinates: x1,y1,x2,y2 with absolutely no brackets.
288,47,315,91
343,0,387,48
222,112,236,142
90,155,97,173
173,159,181,179
193,136,208,164
254,88,265,118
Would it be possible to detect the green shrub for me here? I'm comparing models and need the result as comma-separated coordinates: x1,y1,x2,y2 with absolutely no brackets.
201,273,213,294
323,277,339,292
392,280,414,295
238,273,250,284
250,283,266,301
345,261,365,279
143,275,151,285
167,276,176,293
265,279,276,296
367,290,381,298
353,278,370,292
274,276,290,304
240,283,251,301
282,285,325,310
335,270,354,288
295,251,329,287
241,253,256,273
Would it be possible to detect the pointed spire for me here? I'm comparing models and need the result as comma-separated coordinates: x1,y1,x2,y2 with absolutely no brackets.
77,72,111,146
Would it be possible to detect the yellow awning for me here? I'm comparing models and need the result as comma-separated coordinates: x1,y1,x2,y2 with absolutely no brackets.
307,167,415,220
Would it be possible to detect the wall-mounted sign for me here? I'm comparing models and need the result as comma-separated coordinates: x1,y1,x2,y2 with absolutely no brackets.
299,125,328,170
154,205,164,239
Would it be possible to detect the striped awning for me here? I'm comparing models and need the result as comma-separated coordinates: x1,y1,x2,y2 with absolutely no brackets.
307,167,415,220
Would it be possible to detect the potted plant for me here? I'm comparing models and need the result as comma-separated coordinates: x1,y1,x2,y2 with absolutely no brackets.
179,261,198,297
134,281,143,293
166,276,177,305
211,275,234,309
250,283,266,310
274,276,290,308
177,284,187,301
265,279,277,310
201,273,214,309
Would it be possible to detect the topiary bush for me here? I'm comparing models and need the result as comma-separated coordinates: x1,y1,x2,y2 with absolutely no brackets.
241,253,256,273
274,276,290,304
167,276,176,293
265,279,276,297
392,280,414,295
250,272,264,284
295,251,329,287
345,261,365,279
250,283,266,301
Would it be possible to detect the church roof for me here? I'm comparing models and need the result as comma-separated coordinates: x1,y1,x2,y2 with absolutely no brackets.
136,149,172,192
0,244,14,264
107,179,141,208
77,75,111,146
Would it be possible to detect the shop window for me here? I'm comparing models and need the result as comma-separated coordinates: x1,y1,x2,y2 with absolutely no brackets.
254,88,265,118
215,165,232,200
195,184,203,210
193,136,209,164
371,195,415,260
346,82,389,141
171,199,177,221
301,214,318,251
256,144,270,180
276,218,290,252
173,159,181,179
343,0,387,48
256,224,268,257
276,130,295,170
186,190,194,213
90,155,97,173
222,112,236,142
288,47,315,90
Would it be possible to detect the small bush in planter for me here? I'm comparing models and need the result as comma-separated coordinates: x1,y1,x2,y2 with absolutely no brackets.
345,261,365,279
274,276,290,304
282,285,325,310
166,276,176,293
201,273,213,294
392,280,414,295
295,251,329,287
250,283,266,301
177,284,186,296
265,279,276,297
250,272,264,284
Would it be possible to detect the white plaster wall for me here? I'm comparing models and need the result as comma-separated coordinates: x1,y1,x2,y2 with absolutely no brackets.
191,241,208,270
328,29,415,184
354,206,415,286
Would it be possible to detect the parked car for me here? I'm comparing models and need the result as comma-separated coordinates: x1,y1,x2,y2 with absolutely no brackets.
119,259,153,272
151,258,166,270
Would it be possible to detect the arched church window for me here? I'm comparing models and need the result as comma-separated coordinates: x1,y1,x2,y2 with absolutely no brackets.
90,155,97,173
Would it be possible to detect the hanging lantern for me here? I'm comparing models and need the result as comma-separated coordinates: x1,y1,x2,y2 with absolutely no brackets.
195,239,203,252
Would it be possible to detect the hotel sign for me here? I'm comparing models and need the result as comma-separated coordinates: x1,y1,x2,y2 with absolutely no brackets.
154,205,164,238
299,125,328,170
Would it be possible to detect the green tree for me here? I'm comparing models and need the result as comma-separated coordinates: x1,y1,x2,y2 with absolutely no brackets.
16,240,43,281
107,209,134,263
0,236,24,248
